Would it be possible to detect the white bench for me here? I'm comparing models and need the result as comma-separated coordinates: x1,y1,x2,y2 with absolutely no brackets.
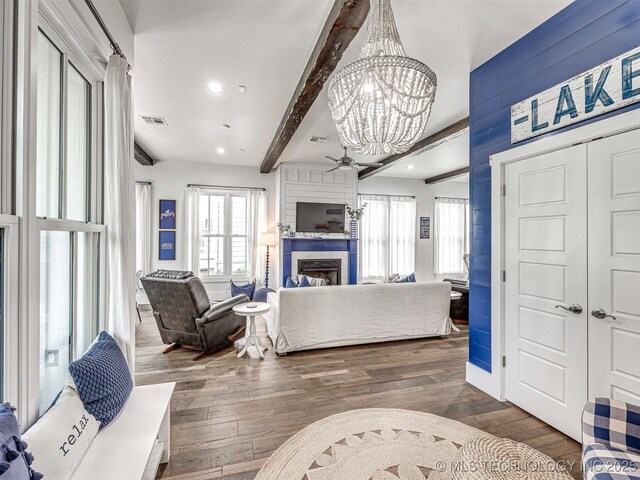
71,382,175,480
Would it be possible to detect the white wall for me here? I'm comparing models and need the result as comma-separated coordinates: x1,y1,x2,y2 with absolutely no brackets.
357,176,469,282
134,160,277,298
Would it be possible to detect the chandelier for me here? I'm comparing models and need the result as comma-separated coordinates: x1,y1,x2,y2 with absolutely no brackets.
327,0,437,155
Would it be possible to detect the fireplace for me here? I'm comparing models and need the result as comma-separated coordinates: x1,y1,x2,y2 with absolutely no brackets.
298,259,342,286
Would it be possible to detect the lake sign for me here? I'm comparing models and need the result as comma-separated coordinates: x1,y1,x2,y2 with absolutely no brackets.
511,46,640,143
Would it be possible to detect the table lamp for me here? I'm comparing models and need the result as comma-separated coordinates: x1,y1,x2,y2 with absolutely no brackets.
259,232,276,288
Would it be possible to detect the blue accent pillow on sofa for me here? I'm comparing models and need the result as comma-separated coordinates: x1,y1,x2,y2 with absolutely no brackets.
285,276,297,288
396,273,416,283
0,403,40,479
68,331,133,429
285,276,311,288
230,280,256,300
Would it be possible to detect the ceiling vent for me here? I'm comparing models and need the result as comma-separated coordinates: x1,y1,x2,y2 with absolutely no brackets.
140,116,168,126
309,136,329,144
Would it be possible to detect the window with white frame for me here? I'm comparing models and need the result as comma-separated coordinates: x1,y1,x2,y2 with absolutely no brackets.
359,194,417,280
433,197,470,277
36,24,104,413
198,192,249,278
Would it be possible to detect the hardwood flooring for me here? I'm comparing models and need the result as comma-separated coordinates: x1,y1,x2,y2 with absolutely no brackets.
135,308,582,479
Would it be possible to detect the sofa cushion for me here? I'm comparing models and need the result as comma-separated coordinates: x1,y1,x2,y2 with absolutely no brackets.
0,403,35,480
68,331,133,429
230,280,256,300
583,443,640,480
22,387,99,480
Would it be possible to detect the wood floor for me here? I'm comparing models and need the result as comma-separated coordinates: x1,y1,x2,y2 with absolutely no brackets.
135,308,582,479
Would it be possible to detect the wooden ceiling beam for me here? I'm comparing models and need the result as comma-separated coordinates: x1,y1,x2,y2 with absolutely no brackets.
259,0,370,174
424,166,469,184
358,117,470,180
134,141,155,166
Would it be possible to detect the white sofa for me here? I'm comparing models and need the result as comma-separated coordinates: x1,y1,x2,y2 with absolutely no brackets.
265,281,452,354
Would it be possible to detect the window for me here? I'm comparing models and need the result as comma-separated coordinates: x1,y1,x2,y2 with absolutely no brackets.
0,217,18,405
36,24,104,413
433,197,470,277
359,194,417,280
199,192,249,277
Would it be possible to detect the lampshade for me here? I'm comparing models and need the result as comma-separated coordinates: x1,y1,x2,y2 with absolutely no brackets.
259,232,276,247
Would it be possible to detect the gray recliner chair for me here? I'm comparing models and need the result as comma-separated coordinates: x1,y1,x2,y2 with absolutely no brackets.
141,270,248,360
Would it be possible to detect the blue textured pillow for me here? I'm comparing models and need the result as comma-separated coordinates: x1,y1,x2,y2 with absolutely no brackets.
407,273,416,282
285,276,298,288
230,280,256,300
0,403,39,479
297,276,310,288
68,331,133,429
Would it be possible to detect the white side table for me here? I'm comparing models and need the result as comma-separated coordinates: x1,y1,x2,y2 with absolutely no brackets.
233,302,271,358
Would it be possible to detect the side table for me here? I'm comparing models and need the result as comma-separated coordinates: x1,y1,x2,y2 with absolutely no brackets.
232,302,271,358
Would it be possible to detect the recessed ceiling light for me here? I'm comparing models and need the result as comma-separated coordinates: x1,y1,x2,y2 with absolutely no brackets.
407,164,415,170
238,85,247,93
207,82,225,94
221,124,231,129
240,148,246,152
216,147,226,154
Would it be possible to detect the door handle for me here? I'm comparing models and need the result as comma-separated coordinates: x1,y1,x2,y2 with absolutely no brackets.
591,308,616,320
555,304,583,314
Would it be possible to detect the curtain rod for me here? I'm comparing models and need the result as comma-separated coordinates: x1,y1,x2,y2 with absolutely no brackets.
84,0,126,59
435,197,469,200
187,183,266,192
136,181,152,185
358,193,416,199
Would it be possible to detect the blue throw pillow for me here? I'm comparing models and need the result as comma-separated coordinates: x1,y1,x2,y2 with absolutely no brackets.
396,273,416,283
253,287,276,303
230,280,256,300
0,403,40,479
68,331,133,429
297,276,310,288
285,276,298,288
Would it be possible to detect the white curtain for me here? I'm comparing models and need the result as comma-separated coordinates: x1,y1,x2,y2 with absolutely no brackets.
104,54,135,370
183,186,201,274
433,197,470,276
248,190,268,285
359,194,416,280
135,183,152,275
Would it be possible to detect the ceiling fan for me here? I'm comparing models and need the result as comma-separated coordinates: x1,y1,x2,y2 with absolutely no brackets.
325,147,383,172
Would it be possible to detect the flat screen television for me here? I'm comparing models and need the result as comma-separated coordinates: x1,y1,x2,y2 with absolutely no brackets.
296,202,346,234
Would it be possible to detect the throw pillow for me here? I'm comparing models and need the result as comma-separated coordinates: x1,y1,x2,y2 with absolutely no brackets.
297,275,327,287
285,276,298,288
297,276,310,288
230,280,256,300
396,273,416,283
0,403,40,480
68,331,133,429
22,387,99,480
384,273,400,283
253,287,276,303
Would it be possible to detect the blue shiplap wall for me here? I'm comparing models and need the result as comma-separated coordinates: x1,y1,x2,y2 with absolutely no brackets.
469,0,640,372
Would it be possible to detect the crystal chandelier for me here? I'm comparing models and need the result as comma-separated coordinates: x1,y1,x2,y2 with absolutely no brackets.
328,0,437,155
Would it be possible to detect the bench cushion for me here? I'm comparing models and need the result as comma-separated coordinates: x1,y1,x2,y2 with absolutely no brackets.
68,331,132,429
23,387,99,480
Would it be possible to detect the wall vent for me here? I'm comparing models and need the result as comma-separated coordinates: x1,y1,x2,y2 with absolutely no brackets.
140,116,168,126
309,136,329,144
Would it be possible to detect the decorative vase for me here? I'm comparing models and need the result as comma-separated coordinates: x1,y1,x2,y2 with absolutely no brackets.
350,219,358,239
289,230,296,238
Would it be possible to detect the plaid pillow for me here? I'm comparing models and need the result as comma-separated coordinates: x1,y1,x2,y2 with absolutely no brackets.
583,398,640,455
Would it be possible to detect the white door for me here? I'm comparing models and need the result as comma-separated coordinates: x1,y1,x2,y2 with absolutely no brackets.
588,129,640,405
504,144,588,441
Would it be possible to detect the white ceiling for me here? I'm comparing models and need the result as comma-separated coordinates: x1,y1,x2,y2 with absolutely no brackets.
121,0,572,179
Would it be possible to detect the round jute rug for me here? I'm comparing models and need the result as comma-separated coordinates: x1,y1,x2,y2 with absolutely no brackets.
255,408,491,480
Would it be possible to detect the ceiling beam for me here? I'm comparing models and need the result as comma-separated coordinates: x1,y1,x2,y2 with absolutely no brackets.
424,166,469,184
358,116,470,180
259,0,370,174
134,141,155,166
